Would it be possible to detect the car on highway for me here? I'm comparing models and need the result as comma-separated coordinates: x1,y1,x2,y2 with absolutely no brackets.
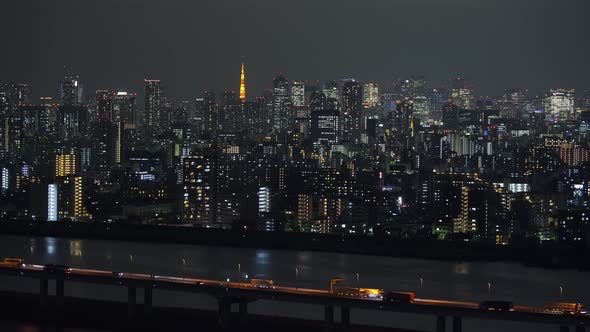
0,258,24,267
383,291,415,303
479,300,514,311
43,264,71,274
112,271,124,278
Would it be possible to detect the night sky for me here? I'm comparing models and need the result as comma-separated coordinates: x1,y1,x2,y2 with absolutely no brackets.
2,0,589,100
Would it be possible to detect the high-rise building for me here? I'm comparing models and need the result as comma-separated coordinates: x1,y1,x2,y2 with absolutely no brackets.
311,109,341,146
95,90,112,121
450,77,472,109
181,152,217,226
202,91,218,134
362,83,379,109
544,89,574,121
291,82,307,129
291,82,305,108
112,92,137,128
297,193,313,231
55,176,85,221
144,79,162,132
58,105,89,141
271,75,290,131
55,153,78,177
239,62,246,103
341,80,362,141
442,102,460,129
309,91,326,113
11,83,30,109
390,99,414,149
61,66,83,106
323,81,340,101
47,184,58,221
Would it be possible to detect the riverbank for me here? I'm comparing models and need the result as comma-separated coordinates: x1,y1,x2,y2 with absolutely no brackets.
0,290,416,332
0,220,587,270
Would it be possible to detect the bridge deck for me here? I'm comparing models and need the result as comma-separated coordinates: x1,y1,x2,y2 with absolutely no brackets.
0,290,419,332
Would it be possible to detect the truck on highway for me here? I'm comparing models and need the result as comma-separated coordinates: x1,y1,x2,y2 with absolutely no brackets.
0,258,24,267
250,278,275,289
383,291,415,303
332,285,384,299
479,300,514,311
543,302,584,314
329,278,383,299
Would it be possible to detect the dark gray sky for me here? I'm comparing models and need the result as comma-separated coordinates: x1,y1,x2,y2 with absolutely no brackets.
2,0,589,100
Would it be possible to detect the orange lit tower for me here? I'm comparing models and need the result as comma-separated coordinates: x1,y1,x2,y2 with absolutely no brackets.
239,62,246,103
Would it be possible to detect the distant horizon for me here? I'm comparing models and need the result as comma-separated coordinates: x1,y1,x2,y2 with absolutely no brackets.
1,0,588,101
3,62,588,103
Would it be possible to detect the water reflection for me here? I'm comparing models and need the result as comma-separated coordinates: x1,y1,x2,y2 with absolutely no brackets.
44,238,57,256
453,262,470,275
69,240,83,257
0,234,587,332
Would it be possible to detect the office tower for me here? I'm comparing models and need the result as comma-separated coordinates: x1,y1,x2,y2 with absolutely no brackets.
528,110,546,137
91,119,118,177
390,99,413,149
442,102,460,129
291,82,307,133
55,153,78,177
413,95,429,121
202,91,218,134
450,77,473,109
112,92,137,128
246,97,265,136
362,83,379,109
220,91,241,132
11,83,30,109
429,88,447,121
61,66,83,106
58,105,89,141
544,89,574,121
239,62,246,103
396,77,427,98
144,79,162,132
311,109,341,146
323,81,340,101
341,80,362,141
181,152,217,226
309,91,326,113
95,90,112,121
291,81,305,108
271,75,290,132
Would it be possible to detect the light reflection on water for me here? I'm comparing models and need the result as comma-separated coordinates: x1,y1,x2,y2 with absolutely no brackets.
69,240,83,257
0,235,588,332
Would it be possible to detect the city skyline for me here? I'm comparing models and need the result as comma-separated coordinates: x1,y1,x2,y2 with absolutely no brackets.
3,62,588,105
1,0,589,100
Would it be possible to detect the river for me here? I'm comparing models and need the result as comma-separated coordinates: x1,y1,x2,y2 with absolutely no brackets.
0,235,588,332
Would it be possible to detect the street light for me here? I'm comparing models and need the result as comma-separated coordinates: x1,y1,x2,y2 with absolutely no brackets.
419,276,424,288
355,273,360,286
488,282,492,294
295,267,300,290
559,286,563,297
238,263,241,280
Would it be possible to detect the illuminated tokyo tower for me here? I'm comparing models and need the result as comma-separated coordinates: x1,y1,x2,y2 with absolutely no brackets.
239,61,246,103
